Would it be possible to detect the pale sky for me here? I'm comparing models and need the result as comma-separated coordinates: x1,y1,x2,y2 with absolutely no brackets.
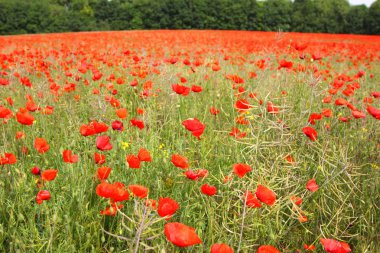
348,0,376,6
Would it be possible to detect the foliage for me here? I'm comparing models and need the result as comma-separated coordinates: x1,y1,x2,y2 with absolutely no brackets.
0,0,379,35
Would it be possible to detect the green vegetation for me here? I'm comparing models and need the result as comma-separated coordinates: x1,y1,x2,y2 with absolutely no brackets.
0,0,380,35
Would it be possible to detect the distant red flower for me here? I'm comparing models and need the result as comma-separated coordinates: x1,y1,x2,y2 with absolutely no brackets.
80,121,109,136
244,190,262,208
233,163,252,178
116,108,128,119
229,127,247,139
0,106,12,119
158,197,179,220
278,59,293,69
303,244,316,251
210,106,220,115
41,169,58,181
97,166,112,180
201,184,217,196
321,109,333,118
100,203,123,216
34,138,50,154
211,243,234,253
130,119,145,129
306,178,319,192
111,120,124,131
335,98,348,106
367,106,380,119
36,190,51,204
235,99,251,111
126,154,141,168
171,154,189,169
128,185,149,198
63,150,78,163
308,113,322,125
0,153,17,165
172,84,190,96
96,182,130,202
267,102,279,114
257,245,280,253
320,238,351,253
302,126,317,141
138,148,152,162
255,185,276,206
191,85,202,92
16,108,34,125
164,222,202,247
182,118,206,139
94,152,106,165
96,135,113,151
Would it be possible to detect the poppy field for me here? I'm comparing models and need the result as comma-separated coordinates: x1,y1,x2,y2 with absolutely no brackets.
0,30,379,253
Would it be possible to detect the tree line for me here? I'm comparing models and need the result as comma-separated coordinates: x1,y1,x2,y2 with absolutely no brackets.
0,0,379,35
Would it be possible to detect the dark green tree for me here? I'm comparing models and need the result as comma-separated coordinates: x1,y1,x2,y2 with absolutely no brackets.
366,0,380,34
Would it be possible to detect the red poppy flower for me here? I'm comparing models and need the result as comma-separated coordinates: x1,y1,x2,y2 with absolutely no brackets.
182,118,206,139
34,138,50,154
62,150,78,163
257,245,280,253
351,110,366,119
0,153,17,165
157,197,179,220
211,243,234,253
96,182,129,202
320,238,351,253
15,131,26,140
164,222,202,247
229,127,247,139
210,107,220,115
191,85,202,92
128,185,149,198
244,190,262,208
308,113,322,125
172,83,190,96
255,185,276,206
96,135,113,151
201,184,217,196
126,154,141,169
184,170,199,180
97,166,112,180
31,166,40,175
335,98,348,106
112,120,124,131
303,244,316,251
267,102,279,114
80,121,109,136
367,106,380,119
306,178,319,192
94,152,106,165
233,163,252,178
171,154,189,169
100,203,123,216
16,108,34,125
278,59,293,69
138,148,152,162
130,119,145,129
302,126,317,141
36,190,51,204
116,108,127,119
235,99,251,111
321,109,333,118
0,106,12,119
290,196,303,206
41,169,58,181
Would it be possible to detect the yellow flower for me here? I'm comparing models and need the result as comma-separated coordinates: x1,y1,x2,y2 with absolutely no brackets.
121,141,129,150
